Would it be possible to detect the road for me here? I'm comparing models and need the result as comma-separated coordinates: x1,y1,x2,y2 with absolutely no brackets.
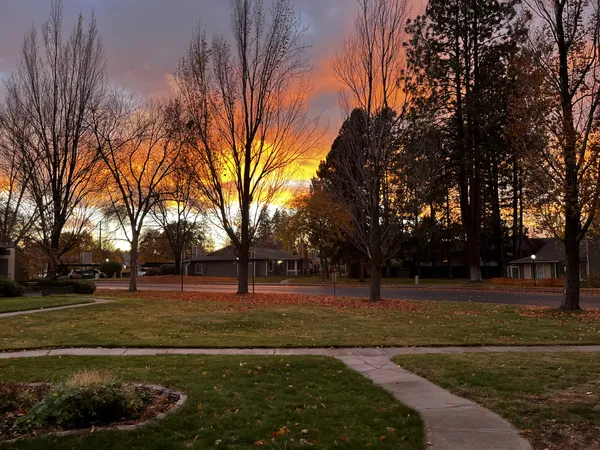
98,281,600,308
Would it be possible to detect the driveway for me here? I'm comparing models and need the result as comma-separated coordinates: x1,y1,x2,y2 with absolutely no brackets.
98,282,600,308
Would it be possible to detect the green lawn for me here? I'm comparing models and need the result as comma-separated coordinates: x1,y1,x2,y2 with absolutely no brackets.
0,355,424,449
1,291,599,349
394,352,600,450
0,296,93,313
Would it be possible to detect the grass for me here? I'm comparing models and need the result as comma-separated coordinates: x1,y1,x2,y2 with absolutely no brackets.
0,355,424,449
393,352,600,450
1,290,599,350
0,296,93,313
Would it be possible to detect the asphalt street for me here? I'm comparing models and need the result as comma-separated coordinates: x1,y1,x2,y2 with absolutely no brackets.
98,282,600,308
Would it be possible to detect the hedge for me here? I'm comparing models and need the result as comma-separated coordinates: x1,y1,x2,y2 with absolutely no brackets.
34,279,96,295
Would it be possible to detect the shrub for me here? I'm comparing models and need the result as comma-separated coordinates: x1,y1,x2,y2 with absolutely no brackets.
0,278,24,298
100,261,122,278
586,272,600,288
159,264,176,275
144,267,161,277
17,370,147,431
35,279,96,294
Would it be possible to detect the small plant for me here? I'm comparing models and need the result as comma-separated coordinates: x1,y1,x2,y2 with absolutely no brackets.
0,278,24,298
65,369,116,388
17,370,146,431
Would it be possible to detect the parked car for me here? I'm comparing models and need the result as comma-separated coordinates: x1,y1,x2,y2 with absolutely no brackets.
68,269,106,280
68,270,83,280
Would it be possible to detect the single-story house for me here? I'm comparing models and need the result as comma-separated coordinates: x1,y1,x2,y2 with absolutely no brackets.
186,246,310,277
507,238,600,280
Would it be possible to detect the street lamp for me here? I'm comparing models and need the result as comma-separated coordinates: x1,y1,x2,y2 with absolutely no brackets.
531,254,537,287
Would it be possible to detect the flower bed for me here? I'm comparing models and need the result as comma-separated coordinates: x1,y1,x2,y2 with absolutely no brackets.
1,373,186,441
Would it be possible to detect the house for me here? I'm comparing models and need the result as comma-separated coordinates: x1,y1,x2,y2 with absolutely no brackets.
0,244,16,280
506,238,600,280
186,246,309,277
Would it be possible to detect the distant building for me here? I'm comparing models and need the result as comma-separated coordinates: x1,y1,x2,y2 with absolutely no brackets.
506,238,600,280
0,244,16,280
186,246,312,277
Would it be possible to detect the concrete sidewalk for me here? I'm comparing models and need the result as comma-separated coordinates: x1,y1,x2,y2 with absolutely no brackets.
5,346,599,448
0,298,113,318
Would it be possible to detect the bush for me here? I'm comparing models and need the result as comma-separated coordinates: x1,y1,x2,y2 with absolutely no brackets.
17,370,147,431
100,261,122,278
0,278,24,298
586,272,600,288
144,267,161,277
35,279,96,294
159,264,176,275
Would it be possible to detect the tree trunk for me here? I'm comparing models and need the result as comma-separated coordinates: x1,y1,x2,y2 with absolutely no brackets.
129,237,138,293
237,241,249,295
446,189,453,279
174,251,182,276
358,258,365,282
370,220,382,302
491,156,505,276
562,231,581,310
511,152,519,260
556,2,581,310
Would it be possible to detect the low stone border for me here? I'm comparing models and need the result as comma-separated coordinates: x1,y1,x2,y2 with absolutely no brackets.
3,383,187,442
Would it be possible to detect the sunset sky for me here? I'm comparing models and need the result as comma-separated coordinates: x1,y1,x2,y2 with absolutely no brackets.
0,0,424,184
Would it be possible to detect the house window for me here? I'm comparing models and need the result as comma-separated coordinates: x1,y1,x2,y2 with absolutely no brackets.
287,260,295,271
536,264,552,279
195,263,203,275
268,260,274,272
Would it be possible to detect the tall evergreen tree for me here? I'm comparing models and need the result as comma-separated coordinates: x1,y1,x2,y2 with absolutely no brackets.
406,0,523,280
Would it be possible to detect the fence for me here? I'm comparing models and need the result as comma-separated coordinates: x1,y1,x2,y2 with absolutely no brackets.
491,278,565,288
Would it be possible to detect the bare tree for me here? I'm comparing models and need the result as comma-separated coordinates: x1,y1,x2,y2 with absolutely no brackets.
0,118,38,246
1,0,105,275
150,154,205,275
332,0,410,301
90,94,183,292
175,0,319,294
526,0,600,310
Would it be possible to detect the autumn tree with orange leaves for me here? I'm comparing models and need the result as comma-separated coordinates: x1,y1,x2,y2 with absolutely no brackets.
287,180,351,282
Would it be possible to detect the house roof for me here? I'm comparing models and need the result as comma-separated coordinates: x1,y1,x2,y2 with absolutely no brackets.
188,246,299,262
510,238,587,264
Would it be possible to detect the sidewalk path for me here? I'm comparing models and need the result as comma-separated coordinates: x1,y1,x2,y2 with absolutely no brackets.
4,346,599,448
0,298,113,319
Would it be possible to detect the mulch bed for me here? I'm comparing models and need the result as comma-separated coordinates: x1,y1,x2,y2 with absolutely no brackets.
1,382,182,441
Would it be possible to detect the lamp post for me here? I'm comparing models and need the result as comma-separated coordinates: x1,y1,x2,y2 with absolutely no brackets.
531,254,537,287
